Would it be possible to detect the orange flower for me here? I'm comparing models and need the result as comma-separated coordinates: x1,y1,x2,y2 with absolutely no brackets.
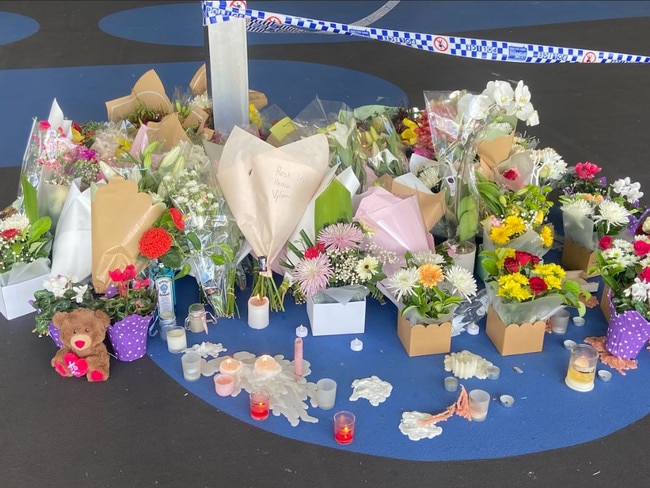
418,263,443,288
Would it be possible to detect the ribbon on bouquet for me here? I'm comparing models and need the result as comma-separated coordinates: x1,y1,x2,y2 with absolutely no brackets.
202,1,650,64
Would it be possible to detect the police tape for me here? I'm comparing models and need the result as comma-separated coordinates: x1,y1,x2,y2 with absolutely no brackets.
202,1,650,64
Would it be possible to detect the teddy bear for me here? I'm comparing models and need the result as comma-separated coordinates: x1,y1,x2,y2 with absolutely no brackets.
50,308,112,382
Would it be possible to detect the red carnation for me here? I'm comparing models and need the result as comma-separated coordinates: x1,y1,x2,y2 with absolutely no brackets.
304,242,325,259
503,257,520,274
169,208,185,231
139,228,173,259
0,228,20,240
639,267,650,283
633,240,650,258
529,276,548,295
598,235,613,250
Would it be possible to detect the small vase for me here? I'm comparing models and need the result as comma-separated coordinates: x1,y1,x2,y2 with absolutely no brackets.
107,314,153,362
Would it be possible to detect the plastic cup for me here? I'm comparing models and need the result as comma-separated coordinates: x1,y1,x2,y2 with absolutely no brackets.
468,389,491,421
550,309,570,335
316,378,337,410
181,351,202,382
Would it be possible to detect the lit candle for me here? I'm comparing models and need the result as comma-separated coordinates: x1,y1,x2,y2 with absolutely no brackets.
294,338,303,376
247,295,270,329
249,389,270,421
253,354,281,378
333,411,356,444
214,373,235,397
219,356,241,376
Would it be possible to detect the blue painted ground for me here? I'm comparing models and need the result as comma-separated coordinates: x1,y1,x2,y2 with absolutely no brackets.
148,264,650,462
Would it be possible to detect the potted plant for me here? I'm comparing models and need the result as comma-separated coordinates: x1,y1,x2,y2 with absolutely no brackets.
383,250,478,356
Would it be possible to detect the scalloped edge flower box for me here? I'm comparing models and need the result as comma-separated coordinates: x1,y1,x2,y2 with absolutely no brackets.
397,313,452,357
306,295,366,336
0,273,48,321
561,237,599,277
485,306,546,356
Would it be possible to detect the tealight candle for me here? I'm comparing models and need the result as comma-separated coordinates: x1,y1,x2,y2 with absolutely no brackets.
250,389,271,420
333,411,356,444
214,373,235,396
219,356,241,376
248,296,270,329
254,354,282,378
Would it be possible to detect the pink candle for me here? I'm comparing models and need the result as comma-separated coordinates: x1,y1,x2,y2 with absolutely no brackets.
214,373,235,397
294,337,303,376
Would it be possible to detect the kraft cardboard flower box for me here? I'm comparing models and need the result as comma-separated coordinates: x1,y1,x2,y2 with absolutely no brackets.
485,306,547,356
397,314,452,357
0,273,48,320
561,237,599,277
306,287,367,336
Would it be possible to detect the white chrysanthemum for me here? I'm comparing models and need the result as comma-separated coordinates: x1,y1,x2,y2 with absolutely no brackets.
444,265,478,300
355,255,379,281
561,199,592,217
385,268,419,302
410,251,446,266
536,147,567,181
594,200,631,232
418,165,440,190
0,213,29,232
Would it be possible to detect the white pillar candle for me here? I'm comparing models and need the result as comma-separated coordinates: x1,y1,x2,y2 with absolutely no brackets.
248,296,270,329
253,354,281,378
219,356,241,376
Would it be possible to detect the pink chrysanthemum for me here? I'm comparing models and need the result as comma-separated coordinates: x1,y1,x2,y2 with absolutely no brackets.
317,223,364,251
294,253,333,297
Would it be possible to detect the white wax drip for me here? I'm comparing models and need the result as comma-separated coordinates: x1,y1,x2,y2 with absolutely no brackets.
349,375,393,406
399,411,444,441
443,350,494,380
186,341,227,358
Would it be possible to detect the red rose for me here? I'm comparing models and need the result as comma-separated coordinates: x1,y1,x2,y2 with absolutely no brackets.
503,257,520,274
633,240,650,257
639,267,650,283
502,168,519,181
139,228,173,259
515,250,538,268
598,235,613,250
0,228,20,240
529,276,548,295
169,208,185,231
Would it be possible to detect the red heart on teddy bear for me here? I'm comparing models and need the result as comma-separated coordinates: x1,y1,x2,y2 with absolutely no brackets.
64,352,88,377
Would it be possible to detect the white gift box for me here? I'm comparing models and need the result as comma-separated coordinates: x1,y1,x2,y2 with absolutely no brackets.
0,273,48,320
306,286,368,336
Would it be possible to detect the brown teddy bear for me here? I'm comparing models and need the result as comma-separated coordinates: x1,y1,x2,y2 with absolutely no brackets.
51,308,112,382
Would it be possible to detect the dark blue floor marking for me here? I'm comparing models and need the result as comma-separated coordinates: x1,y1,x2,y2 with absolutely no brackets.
148,271,650,462
0,60,406,168
0,12,39,46
97,1,650,47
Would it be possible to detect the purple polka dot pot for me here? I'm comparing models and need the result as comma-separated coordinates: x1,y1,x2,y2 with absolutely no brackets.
605,293,650,360
107,314,153,362
48,322,64,349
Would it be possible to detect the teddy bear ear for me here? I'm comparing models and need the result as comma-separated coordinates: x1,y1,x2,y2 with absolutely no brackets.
94,309,112,329
52,311,69,330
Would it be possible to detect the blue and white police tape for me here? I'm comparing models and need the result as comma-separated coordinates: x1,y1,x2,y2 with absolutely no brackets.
202,1,650,64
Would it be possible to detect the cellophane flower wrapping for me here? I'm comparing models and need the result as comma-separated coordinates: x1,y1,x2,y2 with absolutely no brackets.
0,257,50,287
160,154,247,318
561,209,597,250
486,281,564,325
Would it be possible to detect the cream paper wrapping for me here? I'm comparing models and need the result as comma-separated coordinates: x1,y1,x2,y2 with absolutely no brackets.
216,126,329,270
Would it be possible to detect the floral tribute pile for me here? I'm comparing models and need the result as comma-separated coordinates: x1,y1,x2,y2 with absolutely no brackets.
1,66,649,438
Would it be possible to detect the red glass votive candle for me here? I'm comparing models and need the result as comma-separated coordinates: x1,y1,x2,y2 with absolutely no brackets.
250,390,271,421
333,411,355,444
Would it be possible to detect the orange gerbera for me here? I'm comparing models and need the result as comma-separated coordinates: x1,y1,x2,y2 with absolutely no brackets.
418,263,444,288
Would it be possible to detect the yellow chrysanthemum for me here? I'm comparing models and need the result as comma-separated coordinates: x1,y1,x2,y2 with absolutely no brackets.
539,225,554,247
497,273,533,301
490,225,513,245
503,215,526,235
532,263,565,290
496,248,516,270
418,263,444,288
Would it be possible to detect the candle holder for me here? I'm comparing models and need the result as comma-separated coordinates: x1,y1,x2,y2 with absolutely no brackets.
184,303,216,334
250,389,271,421
214,373,235,397
565,343,598,392
166,326,187,354
333,411,355,444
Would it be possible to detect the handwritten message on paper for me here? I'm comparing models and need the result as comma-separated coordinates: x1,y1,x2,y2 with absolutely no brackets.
272,165,304,203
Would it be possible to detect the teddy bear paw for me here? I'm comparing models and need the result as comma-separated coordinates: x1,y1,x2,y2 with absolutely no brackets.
54,361,69,377
89,370,107,382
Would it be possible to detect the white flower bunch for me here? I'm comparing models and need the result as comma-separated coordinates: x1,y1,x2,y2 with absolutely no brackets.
533,147,567,182
481,80,540,127
42,274,87,303
611,177,644,205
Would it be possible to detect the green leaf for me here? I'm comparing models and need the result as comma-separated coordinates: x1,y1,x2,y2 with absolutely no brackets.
187,232,202,251
314,179,352,236
161,248,183,269
21,173,39,224
216,243,234,262
210,254,226,266
27,216,52,241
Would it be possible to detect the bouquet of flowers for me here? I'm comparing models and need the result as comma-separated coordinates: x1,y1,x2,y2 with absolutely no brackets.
283,221,392,303
559,166,643,251
491,145,567,192
424,79,540,244
397,107,434,160
383,250,478,324
478,177,555,256
480,247,587,324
